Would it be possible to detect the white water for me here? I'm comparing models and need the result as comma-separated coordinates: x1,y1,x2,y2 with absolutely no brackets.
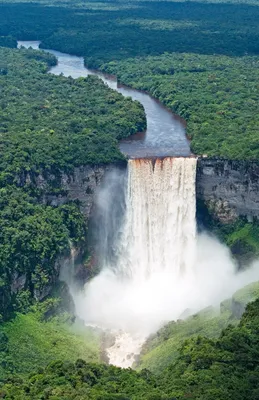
118,158,197,280
73,157,259,367
76,157,198,366
15,41,259,367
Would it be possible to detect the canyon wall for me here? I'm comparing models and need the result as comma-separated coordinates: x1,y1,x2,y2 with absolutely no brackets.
196,158,259,223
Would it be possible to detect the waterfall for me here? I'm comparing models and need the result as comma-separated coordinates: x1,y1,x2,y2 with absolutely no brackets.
74,157,198,367
103,157,197,366
117,157,197,280
73,156,259,368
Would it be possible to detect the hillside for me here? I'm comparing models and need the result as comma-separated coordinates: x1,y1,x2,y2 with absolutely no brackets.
2,296,259,399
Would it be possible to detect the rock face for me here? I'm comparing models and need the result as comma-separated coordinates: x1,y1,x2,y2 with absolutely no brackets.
43,165,112,219
18,158,259,227
196,158,259,223
18,164,124,220
12,164,124,304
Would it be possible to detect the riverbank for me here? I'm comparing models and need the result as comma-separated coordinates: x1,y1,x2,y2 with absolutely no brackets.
19,40,191,159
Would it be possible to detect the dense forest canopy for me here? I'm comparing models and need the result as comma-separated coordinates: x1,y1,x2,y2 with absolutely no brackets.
0,47,145,180
0,1,258,58
0,0,258,158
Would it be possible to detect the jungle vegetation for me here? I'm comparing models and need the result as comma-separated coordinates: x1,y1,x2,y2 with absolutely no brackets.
2,298,259,399
0,0,258,159
0,46,145,320
0,298,100,381
0,47,145,181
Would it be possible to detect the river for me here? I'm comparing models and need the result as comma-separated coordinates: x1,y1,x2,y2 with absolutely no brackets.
17,40,190,158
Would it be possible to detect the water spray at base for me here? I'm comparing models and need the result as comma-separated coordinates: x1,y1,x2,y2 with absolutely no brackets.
71,158,259,367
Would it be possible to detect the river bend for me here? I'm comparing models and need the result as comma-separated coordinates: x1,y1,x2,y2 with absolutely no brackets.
18,41,191,158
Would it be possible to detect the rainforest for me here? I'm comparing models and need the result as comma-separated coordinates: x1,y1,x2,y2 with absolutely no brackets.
0,0,259,399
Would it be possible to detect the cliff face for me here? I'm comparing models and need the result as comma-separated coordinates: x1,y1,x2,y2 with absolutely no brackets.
19,158,259,228
18,164,118,220
12,164,120,303
196,159,259,223
42,165,111,219
12,158,258,302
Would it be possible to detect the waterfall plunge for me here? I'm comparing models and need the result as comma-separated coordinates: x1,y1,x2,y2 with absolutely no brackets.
120,158,197,280
75,157,202,366
73,156,259,367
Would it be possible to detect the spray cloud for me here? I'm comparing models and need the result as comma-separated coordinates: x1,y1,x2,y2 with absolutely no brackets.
70,158,259,367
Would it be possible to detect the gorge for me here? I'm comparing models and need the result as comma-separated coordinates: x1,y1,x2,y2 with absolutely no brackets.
75,157,197,367
16,41,259,368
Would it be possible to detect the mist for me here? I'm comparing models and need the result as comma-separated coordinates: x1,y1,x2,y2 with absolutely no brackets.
67,160,259,367
73,233,259,335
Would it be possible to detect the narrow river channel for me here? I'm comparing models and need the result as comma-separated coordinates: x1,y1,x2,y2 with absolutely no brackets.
18,40,191,158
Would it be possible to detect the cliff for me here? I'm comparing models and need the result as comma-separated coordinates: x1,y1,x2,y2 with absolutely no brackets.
18,158,259,227
196,158,259,223
18,164,122,220
11,164,122,305
12,158,258,303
